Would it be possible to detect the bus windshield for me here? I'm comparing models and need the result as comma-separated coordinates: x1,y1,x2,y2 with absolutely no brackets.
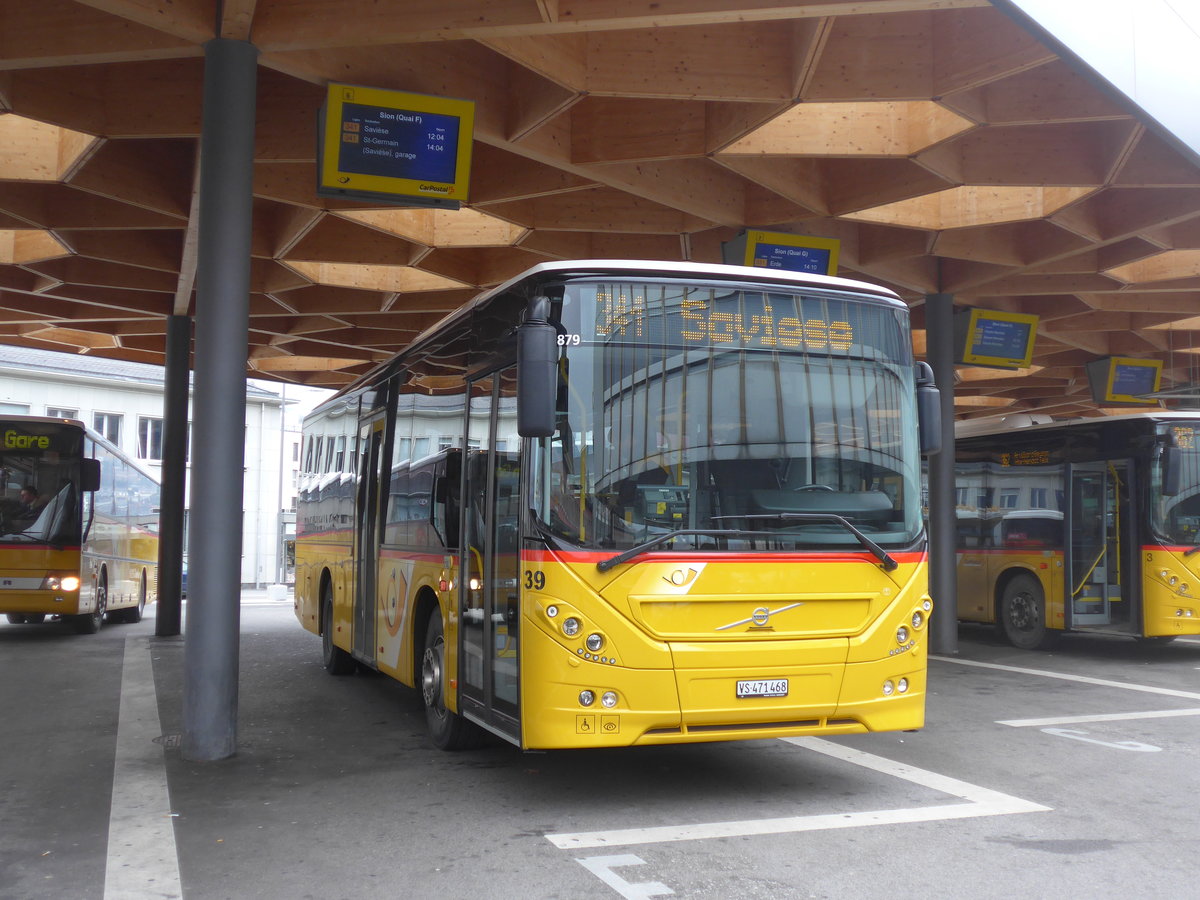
1154,421,1200,546
0,422,83,544
531,278,922,552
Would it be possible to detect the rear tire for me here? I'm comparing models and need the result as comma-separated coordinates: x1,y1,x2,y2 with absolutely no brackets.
7,614,28,624
321,582,355,675
421,613,483,751
1000,573,1058,650
122,573,147,624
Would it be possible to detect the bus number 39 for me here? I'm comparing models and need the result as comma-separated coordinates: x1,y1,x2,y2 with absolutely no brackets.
524,570,546,590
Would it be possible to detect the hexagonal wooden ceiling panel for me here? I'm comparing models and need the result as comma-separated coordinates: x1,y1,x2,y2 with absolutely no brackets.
2,0,1199,418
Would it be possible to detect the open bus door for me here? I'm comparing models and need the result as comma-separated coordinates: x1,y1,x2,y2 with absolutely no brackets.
458,367,521,743
353,414,388,664
1068,460,1134,633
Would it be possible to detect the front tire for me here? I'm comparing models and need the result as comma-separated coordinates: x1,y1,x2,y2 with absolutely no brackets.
421,613,483,751
1000,572,1058,650
321,582,355,675
74,575,107,634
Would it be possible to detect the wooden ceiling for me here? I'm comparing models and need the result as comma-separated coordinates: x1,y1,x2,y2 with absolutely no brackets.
2,0,1199,417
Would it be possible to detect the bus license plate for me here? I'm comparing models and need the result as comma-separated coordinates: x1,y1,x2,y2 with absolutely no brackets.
736,678,788,698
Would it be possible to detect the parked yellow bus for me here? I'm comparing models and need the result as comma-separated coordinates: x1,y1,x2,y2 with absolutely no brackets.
954,412,1200,648
295,260,940,749
0,416,159,633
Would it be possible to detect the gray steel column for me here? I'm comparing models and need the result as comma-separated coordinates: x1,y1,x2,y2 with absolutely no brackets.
155,314,191,637
926,292,959,654
182,38,258,761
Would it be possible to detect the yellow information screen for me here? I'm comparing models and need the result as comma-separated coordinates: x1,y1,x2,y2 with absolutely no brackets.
318,83,474,207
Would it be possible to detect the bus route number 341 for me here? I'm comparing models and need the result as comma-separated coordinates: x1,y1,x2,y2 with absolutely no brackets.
737,678,789,698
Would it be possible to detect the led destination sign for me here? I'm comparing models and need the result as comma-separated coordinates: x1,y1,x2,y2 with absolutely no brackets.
592,288,870,353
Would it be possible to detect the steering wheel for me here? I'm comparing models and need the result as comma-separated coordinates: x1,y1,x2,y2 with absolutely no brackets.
793,484,835,491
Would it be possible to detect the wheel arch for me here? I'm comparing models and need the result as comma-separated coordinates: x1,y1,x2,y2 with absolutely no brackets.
992,565,1042,622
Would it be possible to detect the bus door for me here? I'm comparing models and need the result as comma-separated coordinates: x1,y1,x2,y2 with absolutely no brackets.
459,368,521,741
353,415,387,663
1068,460,1131,629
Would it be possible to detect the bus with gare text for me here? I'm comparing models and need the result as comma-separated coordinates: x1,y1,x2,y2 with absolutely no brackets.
954,411,1200,649
294,259,941,750
0,416,159,633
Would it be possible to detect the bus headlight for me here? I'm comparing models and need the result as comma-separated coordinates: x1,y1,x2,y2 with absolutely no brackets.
585,633,605,653
896,626,909,644
562,617,581,637
897,677,909,693
882,680,895,696
911,611,924,630
579,690,595,707
41,575,80,592
601,691,618,708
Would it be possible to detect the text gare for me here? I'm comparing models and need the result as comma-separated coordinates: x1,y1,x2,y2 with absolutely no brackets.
595,293,855,351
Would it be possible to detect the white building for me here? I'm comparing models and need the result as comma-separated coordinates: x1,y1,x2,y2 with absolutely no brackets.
0,346,329,587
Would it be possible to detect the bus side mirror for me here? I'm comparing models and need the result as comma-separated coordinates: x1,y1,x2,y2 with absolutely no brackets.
81,458,101,492
517,295,558,438
915,362,942,456
1162,445,1182,497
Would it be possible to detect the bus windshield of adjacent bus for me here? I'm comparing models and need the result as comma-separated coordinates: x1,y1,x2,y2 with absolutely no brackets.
530,278,922,554
0,422,83,545
1154,421,1200,547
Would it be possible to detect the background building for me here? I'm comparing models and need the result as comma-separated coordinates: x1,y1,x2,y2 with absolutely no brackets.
0,346,329,587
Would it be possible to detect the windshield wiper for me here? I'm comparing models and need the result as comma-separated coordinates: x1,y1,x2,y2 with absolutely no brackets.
595,516,898,573
1183,544,1200,557
722,513,898,571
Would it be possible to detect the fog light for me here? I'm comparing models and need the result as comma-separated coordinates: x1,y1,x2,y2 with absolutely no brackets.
579,690,595,707
1180,584,1190,595
922,599,932,612
61,576,80,592
1161,569,1171,579
882,680,895,696
1169,575,1178,586
546,605,559,618
586,633,605,652
897,677,909,693
601,691,617,708
911,611,923,630
896,626,909,644
563,617,581,637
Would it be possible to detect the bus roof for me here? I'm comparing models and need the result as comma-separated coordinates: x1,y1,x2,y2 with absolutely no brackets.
955,409,1200,439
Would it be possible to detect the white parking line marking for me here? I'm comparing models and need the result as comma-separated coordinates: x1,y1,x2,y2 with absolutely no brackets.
104,636,183,900
545,736,1049,850
999,708,1200,727
576,856,674,899
933,655,1200,701
1039,728,1160,752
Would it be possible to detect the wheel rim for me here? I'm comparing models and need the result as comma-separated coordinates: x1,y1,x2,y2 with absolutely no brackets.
421,636,445,717
94,581,107,626
1009,589,1037,632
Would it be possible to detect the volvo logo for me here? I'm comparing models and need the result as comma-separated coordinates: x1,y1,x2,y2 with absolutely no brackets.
716,602,805,631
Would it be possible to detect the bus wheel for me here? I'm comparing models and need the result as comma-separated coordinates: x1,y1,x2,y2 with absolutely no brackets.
421,614,482,751
7,614,28,624
122,573,147,624
1000,573,1058,650
25,614,45,624
321,583,355,675
74,575,107,634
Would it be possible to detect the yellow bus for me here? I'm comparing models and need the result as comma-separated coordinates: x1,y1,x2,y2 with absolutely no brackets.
954,411,1200,648
0,416,159,633
295,260,940,749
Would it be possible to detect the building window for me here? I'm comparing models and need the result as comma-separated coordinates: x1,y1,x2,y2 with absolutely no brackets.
138,416,164,461
999,489,1019,509
47,407,78,419
0,402,30,415
1030,487,1048,509
94,412,122,444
